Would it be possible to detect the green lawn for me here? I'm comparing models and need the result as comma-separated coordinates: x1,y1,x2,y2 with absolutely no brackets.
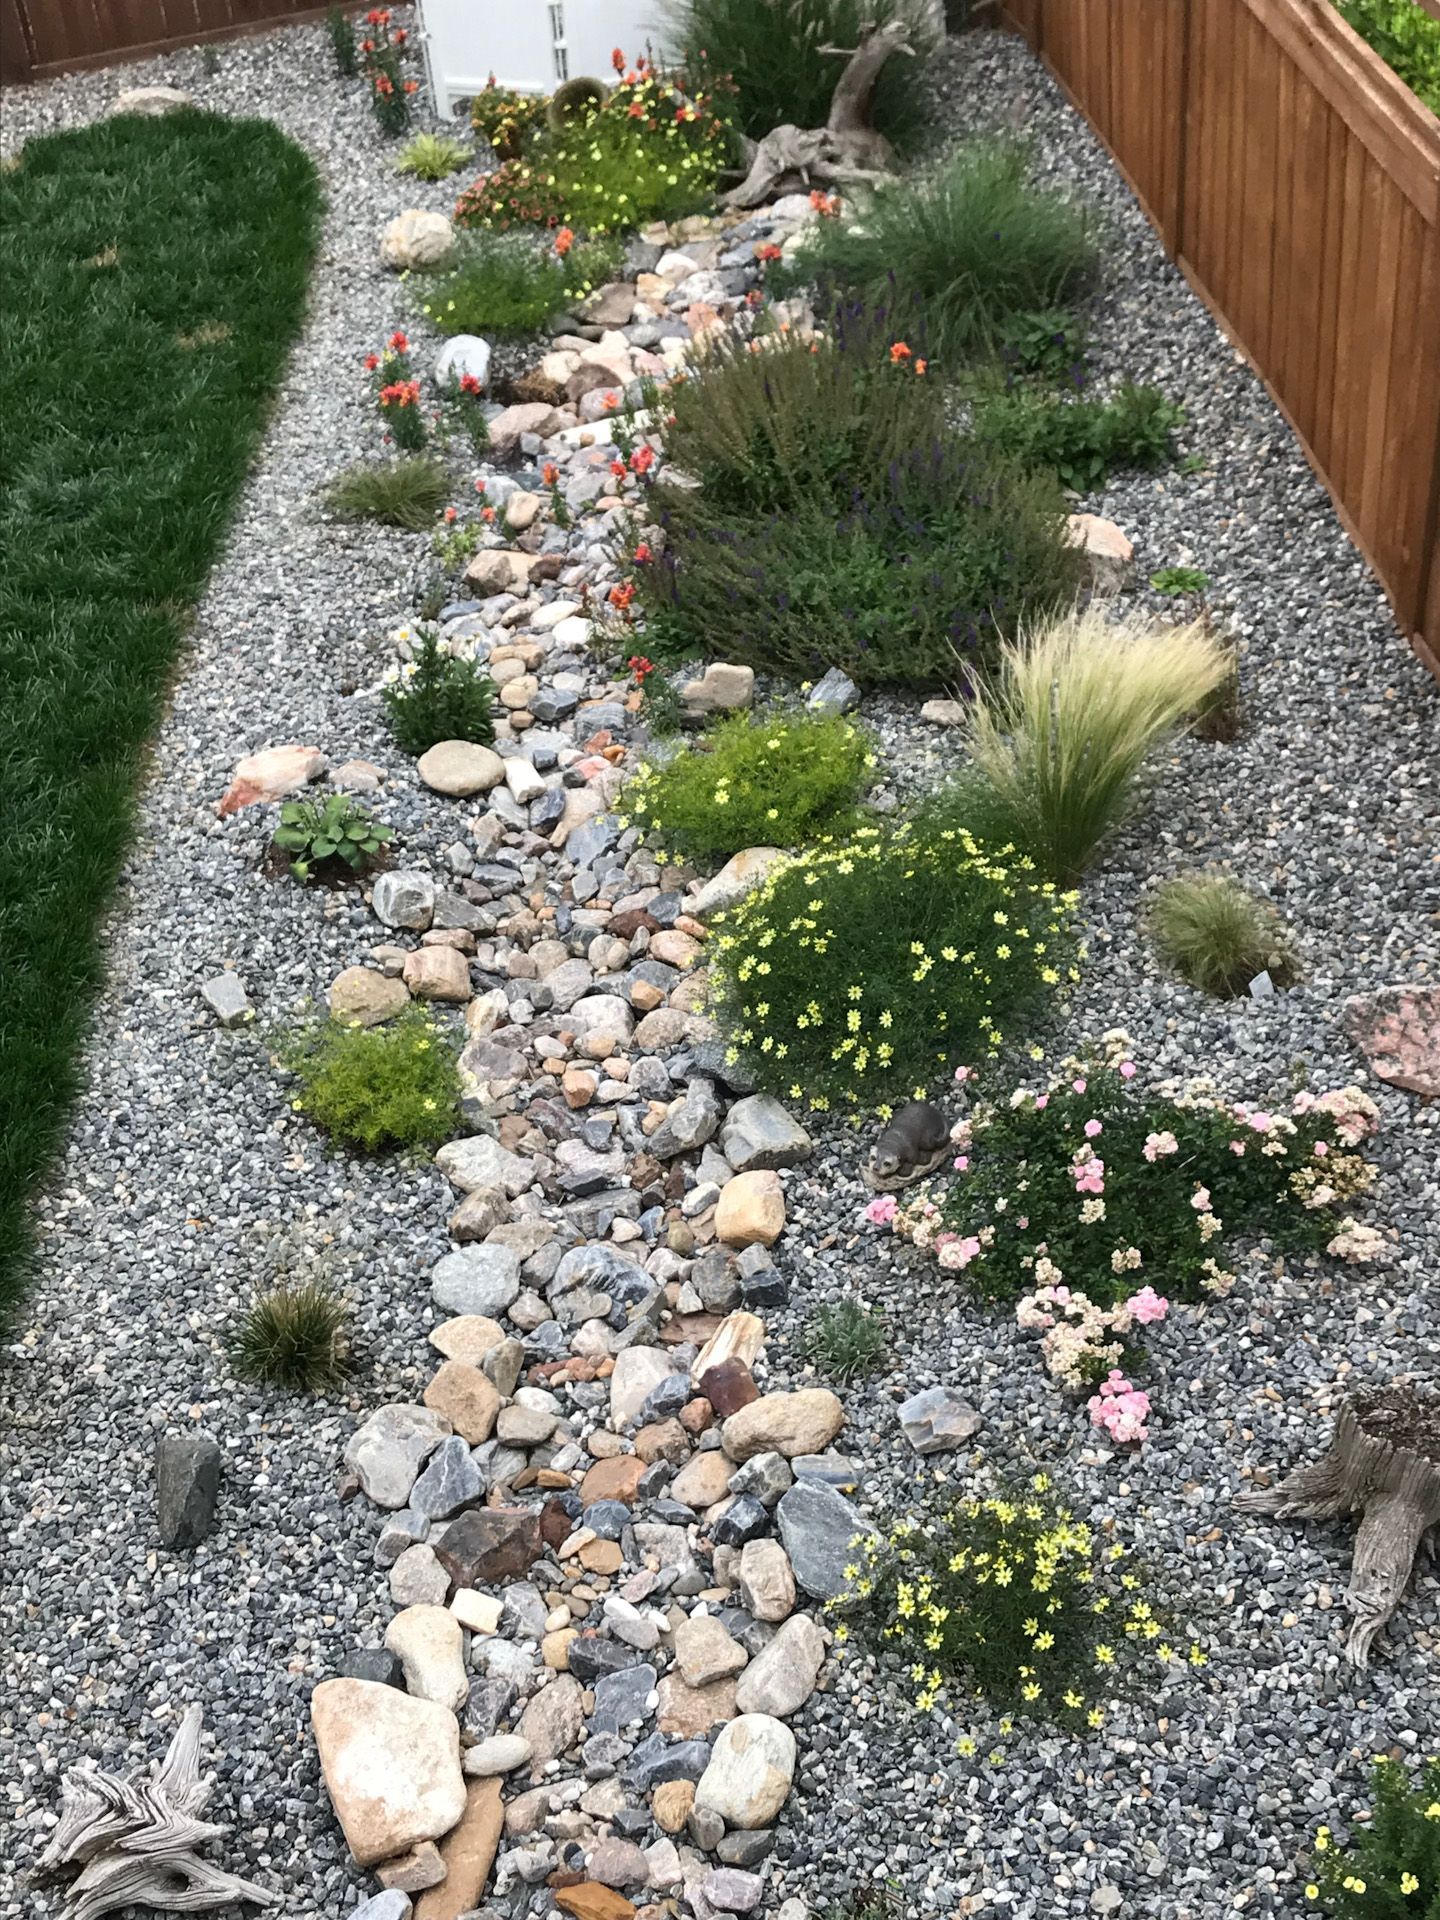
0,110,321,1323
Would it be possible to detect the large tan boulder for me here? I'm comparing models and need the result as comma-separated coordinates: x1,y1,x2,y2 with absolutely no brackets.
714,1170,785,1248
310,1678,465,1867
721,1388,844,1462
382,208,454,270
328,966,410,1027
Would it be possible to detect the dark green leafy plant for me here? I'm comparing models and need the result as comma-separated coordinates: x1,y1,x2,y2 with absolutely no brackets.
672,0,934,150
1334,0,1440,112
631,438,1081,690
709,819,1079,1111
972,380,1183,490
0,110,319,1322
834,1478,1201,1729
234,1279,349,1390
278,1003,461,1152
323,456,450,530
1149,872,1296,996
618,708,875,860
273,793,393,882
383,628,497,757
1151,565,1209,597
802,1298,889,1382
416,231,621,336
996,305,1090,383
907,1052,1381,1311
780,141,1098,362
326,3,358,76
1301,1753,1440,1913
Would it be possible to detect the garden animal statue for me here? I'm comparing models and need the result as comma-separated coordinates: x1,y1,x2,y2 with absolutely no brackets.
864,1100,952,1189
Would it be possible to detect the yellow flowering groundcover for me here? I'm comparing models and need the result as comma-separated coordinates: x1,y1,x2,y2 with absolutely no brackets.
831,1478,1205,1737
710,819,1079,1110
1303,1755,1440,1915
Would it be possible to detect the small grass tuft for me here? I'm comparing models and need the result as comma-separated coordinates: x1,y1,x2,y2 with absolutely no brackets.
322,456,451,530
234,1278,349,1390
803,1299,890,1382
1149,872,1297,996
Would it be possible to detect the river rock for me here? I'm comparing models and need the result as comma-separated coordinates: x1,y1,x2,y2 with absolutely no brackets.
417,740,505,796
413,1777,504,1920
218,742,325,815
373,869,436,931
719,1096,813,1172
898,1384,983,1454
424,1360,502,1445
382,208,454,270
385,1605,469,1711
776,1481,874,1599
345,1404,451,1510
609,1347,679,1428
311,1678,466,1868
674,1614,748,1687
433,1507,543,1588
517,1672,585,1775
155,1431,222,1548
737,1538,795,1622
734,1613,824,1717
714,1171,785,1248
692,847,786,918
695,1714,796,1830
721,1389,844,1462
329,966,410,1026
429,1244,522,1318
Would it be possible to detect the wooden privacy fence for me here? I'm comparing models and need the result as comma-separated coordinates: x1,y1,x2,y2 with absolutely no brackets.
1000,0,1440,680
0,0,334,83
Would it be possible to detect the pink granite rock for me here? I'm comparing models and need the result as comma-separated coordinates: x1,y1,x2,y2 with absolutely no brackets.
1346,985,1440,1099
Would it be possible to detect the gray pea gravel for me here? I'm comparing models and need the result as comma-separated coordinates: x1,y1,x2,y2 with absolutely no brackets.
0,18,1436,1920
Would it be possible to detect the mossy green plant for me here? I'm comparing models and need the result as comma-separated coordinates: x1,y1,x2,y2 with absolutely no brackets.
278,1004,461,1152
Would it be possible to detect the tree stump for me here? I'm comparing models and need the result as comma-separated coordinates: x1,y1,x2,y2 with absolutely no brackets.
37,1706,276,1918
1234,1385,1440,1667
721,19,914,210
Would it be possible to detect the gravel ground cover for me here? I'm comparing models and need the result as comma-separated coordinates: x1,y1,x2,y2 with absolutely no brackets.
0,19,1435,1920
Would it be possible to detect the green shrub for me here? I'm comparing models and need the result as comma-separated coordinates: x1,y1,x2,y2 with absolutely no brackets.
1149,872,1296,996
274,793,393,882
416,231,621,336
1334,0,1440,112
1150,565,1209,597
996,305,1089,383
933,604,1232,885
396,130,472,180
383,628,497,757
833,1477,1201,1730
326,3,358,76
671,0,933,150
1302,1754,1440,1913
619,708,874,861
802,1298,889,1382
322,456,451,530
279,1004,461,1152
782,141,1098,362
881,1046,1382,1316
659,315,945,517
234,1279,349,1390
454,62,734,234
632,437,1081,689
973,380,1183,490
710,819,1079,1112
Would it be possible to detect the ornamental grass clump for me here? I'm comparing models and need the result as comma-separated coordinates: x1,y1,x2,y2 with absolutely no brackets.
672,0,933,149
417,230,620,337
782,140,1098,362
382,628,497,757
395,130,472,180
710,820,1079,1112
322,455,451,530
802,1298,889,1382
938,604,1232,885
1149,871,1297,997
867,1035,1385,1434
618,708,875,861
833,1476,1205,1733
454,56,735,235
278,1004,461,1152
234,1279,349,1391
1302,1754,1440,1913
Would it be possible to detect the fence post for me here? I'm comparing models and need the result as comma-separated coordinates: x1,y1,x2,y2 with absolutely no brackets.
1171,0,1194,258
0,0,35,83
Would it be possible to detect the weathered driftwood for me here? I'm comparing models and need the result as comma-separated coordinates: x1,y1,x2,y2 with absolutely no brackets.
38,1707,276,1919
1234,1386,1440,1667
722,18,913,209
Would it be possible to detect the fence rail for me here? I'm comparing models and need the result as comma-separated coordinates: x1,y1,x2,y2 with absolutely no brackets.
1000,0,1440,680
0,0,333,84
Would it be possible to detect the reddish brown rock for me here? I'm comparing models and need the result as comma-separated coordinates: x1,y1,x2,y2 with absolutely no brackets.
679,1397,715,1435
634,1418,690,1465
656,1671,739,1736
701,1358,759,1418
218,743,325,815
554,1887,637,1920
414,1777,504,1920
580,1456,646,1505
433,1508,542,1589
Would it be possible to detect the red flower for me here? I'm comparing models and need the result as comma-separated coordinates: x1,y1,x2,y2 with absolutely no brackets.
630,445,654,475
403,79,418,93
610,582,636,610
474,478,487,493
373,73,392,95
444,505,458,522
611,45,625,70
610,459,627,479
363,352,379,370
360,38,374,53
628,101,645,118
481,506,495,523
633,543,652,565
553,226,574,258
459,372,482,395
889,340,913,364
601,392,620,411
628,653,655,678
393,26,407,43
914,357,928,377
389,330,409,353
542,462,559,486
757,242,782,264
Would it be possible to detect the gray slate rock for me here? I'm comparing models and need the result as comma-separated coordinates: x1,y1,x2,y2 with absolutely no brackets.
199,973,252,1026
719,1095,813,1172
898,1384,984,1454
776,1481,874,1599
805,666,861,715
156,1431,222,1548
430,1244,522,1317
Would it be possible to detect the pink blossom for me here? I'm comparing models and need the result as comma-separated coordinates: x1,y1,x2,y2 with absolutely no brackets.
1119,1061,1137,1079
1072,1078,1087,1094
954,1064,972,1083
1314,1141,1328,1157
937,1235,983,1272
1143,1131,1178,1161
1191,1186,1212,1213
1034,1094,1049,1110
1248,1110,1274,1132
1125,1285,1169,1325
1073,1155,1106,1194
1229,1140,1246,1155
1084,1119,1103,1138
953,1155,969,1171
862,1194,898,1226
1087,1369,1152,1444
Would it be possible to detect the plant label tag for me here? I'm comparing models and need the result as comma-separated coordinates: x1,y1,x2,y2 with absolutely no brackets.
1248,970,1275,999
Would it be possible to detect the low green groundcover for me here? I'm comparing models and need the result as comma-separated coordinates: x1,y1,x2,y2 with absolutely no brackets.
0,111,320,1320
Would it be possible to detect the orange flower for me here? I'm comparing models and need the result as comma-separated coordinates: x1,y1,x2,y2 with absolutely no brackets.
443,505,457,522
542,462,559,486
633,544,652,564
915,358,928,377
389,330,409,353
889,341,913,364
601,392,620,411
363,352,379,370
756,242,782,263
610,459,627,479
611,45,625,70
553,226,574,258
481,506,495,523
628,101,645,118
609,581,636,610
630,445,654,474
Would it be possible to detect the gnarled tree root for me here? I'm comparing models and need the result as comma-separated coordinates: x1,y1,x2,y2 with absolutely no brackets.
37,1706,276,1918
1234,1387,1440,1667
